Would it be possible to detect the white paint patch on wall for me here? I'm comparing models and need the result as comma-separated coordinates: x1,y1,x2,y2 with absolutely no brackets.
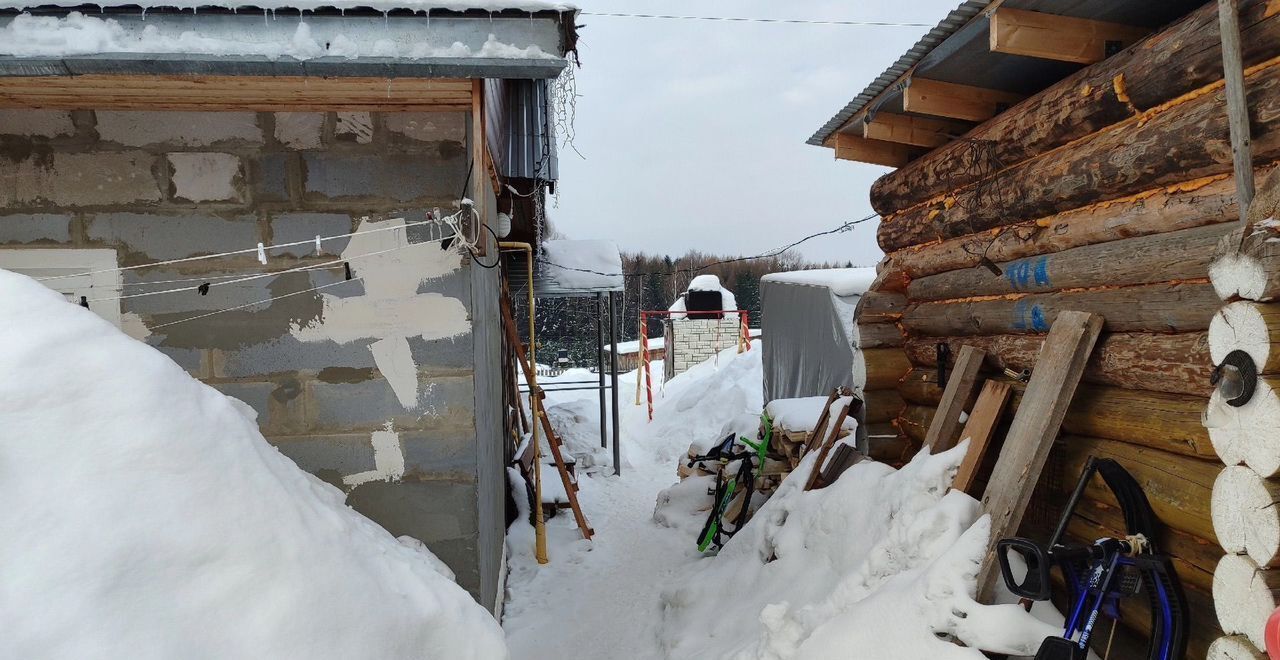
292,216,471,409
343,425,406,487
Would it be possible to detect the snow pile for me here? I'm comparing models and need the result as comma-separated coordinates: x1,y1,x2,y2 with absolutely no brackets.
0,12,557,60
761,267,877,297
539,239,624,293
646,341,763,457
0,269,507,659
669,274,740,320
657,444,1057,659
765,395,857,434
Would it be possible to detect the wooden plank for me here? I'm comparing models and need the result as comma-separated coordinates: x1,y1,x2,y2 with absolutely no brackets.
833,133,920,168
1221,0,1257,228
902,78,1024,123
801,389,841,455
861,112,971,148
976,310,1104,601
951,380,1013,495
804,400,852,491
925,345,986,453
989,7,1148,64
818,444,866,486
0,74,474,111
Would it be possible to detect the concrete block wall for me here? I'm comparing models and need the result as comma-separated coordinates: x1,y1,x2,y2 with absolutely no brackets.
0,108,505,604
670,317,742,375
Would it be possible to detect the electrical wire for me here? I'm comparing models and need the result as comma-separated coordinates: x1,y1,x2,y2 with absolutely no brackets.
35,214,461,284
534,213,880,280
577,12,932,28
149,277,365,331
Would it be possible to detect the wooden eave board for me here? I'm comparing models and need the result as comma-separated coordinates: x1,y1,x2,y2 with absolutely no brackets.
0,74,474,111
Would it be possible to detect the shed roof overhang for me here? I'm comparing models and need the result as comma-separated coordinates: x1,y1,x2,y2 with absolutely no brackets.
0,5,574,110
808,0,1204,167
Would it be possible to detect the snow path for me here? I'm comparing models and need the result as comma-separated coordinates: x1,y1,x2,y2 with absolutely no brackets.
502,458,693,659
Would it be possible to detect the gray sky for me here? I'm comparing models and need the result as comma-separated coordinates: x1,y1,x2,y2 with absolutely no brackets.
549,0,961,266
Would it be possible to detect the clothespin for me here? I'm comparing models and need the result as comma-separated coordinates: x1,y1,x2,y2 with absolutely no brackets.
79,295,89,309
315,235,323,255
344,263,353,281
197,282,210,296
257,242,267,265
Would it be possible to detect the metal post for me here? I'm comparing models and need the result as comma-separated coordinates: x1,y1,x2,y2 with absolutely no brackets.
608,291,622,476
596,293,608,449
1219,0,1255,228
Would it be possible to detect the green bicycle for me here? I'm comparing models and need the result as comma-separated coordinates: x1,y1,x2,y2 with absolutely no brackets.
687,413,772,552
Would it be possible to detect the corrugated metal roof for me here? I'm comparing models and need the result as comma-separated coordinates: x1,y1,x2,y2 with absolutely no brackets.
805,0,991,147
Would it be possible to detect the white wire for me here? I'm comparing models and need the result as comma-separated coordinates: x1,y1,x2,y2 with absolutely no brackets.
36,211,465,284
149,277,365,331
85,240,436,304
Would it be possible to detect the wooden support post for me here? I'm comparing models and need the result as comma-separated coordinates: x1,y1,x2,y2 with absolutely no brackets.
862,112,971,148
802,389,842,455
989,7,1148,65
951,380,1013,495
925,345,986,453
977,310,1104,601
902,78,1025,123
805,400,853,491
834,132,921,167
1220,0,1256,229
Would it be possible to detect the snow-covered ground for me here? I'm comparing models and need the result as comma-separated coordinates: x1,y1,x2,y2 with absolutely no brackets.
502,342,1058,659
0,269,507,659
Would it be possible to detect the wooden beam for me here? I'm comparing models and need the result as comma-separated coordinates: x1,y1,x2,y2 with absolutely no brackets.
834,133,920,168
0,74,475,111
862,112,971,148
903,78,1024,123
1221,0,1257,230
976,310,1104,602
989,7,1149,65
951,380,1013,496
925,345,986,453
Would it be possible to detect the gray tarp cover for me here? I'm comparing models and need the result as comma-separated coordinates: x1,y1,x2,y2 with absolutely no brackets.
761,279,859,403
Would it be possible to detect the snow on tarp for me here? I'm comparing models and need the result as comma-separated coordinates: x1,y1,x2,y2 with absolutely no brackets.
536,239,623,294
0,1,574,13
0,269,507,659
0,12,558,60
760,267,877,298
657,443,1058,659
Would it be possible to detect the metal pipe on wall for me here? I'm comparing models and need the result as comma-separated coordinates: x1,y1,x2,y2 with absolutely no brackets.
597,292,608,449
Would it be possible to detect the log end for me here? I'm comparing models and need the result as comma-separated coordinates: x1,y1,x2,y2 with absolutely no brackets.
1213,465,1280,567
1210,301,1273,370
1210,251,1270,302
1214,553,1280,650
1205,382,1280,477
1208,635,1268,660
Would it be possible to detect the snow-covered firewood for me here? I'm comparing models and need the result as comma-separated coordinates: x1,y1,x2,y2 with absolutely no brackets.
1214,553,1280,650
1213,466,1280,567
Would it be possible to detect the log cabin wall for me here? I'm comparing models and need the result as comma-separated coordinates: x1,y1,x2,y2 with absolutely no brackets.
841,3,1280,656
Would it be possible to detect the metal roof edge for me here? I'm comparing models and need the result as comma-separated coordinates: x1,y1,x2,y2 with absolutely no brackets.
0,53,568,78
805,0,991,147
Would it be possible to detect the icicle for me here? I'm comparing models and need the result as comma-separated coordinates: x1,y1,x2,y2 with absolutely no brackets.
263,8,269,25
315,235,323,255
140,6,147,19
257,243,267,265
383,10,389,29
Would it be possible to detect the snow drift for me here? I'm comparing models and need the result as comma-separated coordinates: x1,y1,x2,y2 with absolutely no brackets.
0,269,507,659
657,444,1057,659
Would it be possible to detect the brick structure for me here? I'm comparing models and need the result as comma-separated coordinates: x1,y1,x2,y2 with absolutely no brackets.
668,318,743,376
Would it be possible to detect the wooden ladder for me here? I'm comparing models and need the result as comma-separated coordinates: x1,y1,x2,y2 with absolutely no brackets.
499,288,594,540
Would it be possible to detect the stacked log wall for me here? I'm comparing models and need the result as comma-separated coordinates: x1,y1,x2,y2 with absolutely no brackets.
847,6,1280,654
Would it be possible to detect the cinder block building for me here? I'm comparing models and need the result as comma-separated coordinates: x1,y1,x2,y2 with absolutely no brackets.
0,1,578,612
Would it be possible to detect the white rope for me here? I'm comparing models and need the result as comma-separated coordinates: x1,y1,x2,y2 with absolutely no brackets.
36,210,467,284
85,240,435,304
149,277,365,330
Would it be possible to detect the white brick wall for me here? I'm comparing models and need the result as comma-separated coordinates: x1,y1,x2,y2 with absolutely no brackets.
669,317,742,376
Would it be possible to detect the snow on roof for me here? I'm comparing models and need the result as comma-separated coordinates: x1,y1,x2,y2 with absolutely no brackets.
537,239,624,294
761,267,877,297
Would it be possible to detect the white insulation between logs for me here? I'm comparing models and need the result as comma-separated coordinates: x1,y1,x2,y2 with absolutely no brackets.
1214,553,1280,650
1213,465,1280,566
1209,635,1268,660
